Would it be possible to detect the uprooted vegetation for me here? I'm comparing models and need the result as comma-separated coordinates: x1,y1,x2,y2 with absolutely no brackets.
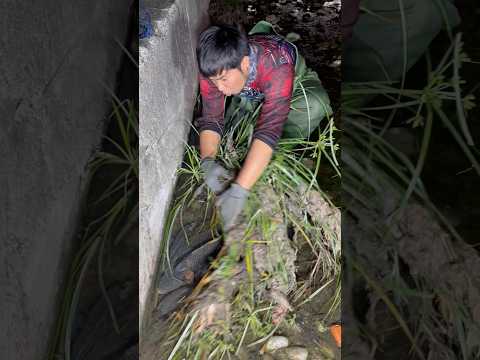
142,1,480,359
142,91,342,359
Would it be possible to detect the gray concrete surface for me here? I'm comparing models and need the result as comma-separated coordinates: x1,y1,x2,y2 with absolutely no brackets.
0,1,132,359
139,0,210,335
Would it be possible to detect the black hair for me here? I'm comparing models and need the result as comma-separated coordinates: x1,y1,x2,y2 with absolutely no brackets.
196,24,249,77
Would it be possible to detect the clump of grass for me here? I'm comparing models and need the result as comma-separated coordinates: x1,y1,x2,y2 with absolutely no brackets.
166,285,276,360
342,22,480,360
47,98,138,360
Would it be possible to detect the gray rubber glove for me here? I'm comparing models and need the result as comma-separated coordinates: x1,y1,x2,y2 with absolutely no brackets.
200,157,231,194
216,183,249,231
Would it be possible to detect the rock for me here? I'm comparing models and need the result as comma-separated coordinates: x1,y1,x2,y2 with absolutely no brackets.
286,347,309,360
275,346,309,360
302,12,313,21
324,0,341,9
263,336,289,353
263,354,276,360
286,32,301,42
266,14,280,24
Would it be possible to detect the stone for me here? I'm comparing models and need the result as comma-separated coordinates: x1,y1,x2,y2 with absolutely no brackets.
264,336,290,353
275,346,309,360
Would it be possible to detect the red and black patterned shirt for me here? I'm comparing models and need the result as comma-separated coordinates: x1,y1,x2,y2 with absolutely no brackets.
198,34,296,149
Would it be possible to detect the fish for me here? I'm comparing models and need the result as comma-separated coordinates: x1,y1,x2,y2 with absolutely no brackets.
156,285,193,317
173,237,222,281
157,228,222,295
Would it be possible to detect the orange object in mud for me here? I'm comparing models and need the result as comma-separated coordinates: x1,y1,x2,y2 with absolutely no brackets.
330,324,341,348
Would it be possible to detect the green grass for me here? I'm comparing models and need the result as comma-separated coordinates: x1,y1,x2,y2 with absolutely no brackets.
47,98,138,360
48,41,141,359
158,80,341,358
342,14,480,360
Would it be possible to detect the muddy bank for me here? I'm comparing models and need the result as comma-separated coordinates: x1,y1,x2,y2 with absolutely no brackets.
143,179,341,359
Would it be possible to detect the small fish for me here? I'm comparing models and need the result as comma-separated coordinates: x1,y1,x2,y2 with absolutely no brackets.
157,271,187,295
174,237,222,281
157,231,221,294
169,225,219,261
157,285,193,317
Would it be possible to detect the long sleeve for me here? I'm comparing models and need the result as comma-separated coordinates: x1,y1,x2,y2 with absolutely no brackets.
253,62,294,149
197,74,225,136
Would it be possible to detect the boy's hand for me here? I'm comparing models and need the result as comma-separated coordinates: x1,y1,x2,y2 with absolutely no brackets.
200,157,231,194
216,183,249,231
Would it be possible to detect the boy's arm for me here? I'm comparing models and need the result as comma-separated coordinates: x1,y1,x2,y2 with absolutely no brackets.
235,139,273,190
235,63,294,189
215,64,293,229
252,63,294,148
198,74,225,158
200,130,221,159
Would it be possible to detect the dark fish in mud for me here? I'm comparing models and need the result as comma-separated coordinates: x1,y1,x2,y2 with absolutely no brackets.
157,229,222,295
173,237,222,280
156,285,193,317
165,223,219,263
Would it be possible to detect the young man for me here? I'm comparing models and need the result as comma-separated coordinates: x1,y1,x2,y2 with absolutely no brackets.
196,22,332,230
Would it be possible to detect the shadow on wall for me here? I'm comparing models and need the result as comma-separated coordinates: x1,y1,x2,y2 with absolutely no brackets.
138,0,210,343
0,1,134,359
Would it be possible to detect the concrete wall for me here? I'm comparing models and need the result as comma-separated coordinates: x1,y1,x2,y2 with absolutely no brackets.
139,0,209,332
0,1,132,359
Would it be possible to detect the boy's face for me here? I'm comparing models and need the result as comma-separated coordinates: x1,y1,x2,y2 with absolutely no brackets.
209,56,250,96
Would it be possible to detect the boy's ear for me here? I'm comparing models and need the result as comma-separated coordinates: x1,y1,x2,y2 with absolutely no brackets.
240,56,250,74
